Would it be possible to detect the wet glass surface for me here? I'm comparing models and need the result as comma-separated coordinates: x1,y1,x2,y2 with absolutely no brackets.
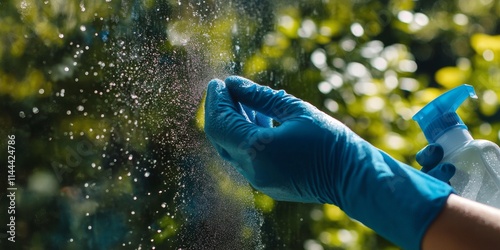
1,0,500,249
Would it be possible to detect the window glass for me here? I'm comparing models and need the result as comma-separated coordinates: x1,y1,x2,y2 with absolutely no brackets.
1,0,499,249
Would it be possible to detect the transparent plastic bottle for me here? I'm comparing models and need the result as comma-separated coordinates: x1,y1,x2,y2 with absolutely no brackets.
413,85,500,208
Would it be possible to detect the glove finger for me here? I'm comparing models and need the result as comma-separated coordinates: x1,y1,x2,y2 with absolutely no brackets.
426,163,455,183
416,143,443,171
225,76,309,123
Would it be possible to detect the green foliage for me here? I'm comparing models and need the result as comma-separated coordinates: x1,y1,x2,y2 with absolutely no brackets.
1,0,500,249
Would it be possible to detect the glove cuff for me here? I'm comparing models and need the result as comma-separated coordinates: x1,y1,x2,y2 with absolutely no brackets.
333,141,453,250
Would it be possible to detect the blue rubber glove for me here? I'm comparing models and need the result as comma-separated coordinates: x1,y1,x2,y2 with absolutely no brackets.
416,143,456,183
204,76,453,250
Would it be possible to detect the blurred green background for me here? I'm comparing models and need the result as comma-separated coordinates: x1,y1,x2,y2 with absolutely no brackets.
1,0,500,249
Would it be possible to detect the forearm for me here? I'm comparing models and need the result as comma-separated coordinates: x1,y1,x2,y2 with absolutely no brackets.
422,194,500,250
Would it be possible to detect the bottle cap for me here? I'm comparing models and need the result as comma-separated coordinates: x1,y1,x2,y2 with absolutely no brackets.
412,85,477,143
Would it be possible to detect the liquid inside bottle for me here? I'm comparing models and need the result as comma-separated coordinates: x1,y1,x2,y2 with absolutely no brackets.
444,140,500,208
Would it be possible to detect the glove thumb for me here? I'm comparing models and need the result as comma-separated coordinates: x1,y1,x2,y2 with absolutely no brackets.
416,143,444,172
426,163,456,183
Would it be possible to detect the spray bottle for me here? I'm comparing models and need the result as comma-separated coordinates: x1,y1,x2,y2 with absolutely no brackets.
413,84,500,208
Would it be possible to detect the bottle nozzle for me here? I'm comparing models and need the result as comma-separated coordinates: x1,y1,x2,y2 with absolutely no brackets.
412,85,477,143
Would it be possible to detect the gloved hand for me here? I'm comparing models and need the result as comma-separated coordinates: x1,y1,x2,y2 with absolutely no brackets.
204,76,453,250
416,143,456,183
